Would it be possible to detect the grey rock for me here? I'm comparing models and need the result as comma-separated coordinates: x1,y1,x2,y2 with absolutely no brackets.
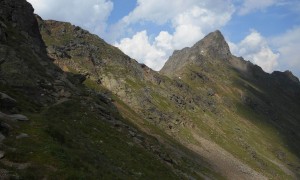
8,114,29,121
0,151,5,159
0,133,5,143
0,0,66,90
0,122,11,136
0,0,43,45
129,130,136,137
0,21,7,42
0,168,9,179
0,27,5,41
67,73,86,85
207,88,215,96
160,30,231,77
10,114,29,121
16,133,29,139
133,137,143,144
54,80,65,86
0,112,7,120
59,89,72,98
0,92,17,110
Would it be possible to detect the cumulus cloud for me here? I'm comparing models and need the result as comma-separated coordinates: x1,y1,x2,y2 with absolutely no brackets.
27,0,113,36
238,0,276,15
121,0,196,25
228,30,279,73
115,31,168,71
271,27,300,76
115,0,235,71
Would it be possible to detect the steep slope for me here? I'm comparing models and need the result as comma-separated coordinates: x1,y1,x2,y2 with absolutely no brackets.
161,30,300,178
37,18,223,179
38,15,300,179
0,0,206,179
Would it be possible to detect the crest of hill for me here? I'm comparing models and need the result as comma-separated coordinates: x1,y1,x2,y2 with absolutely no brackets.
160,30,231,76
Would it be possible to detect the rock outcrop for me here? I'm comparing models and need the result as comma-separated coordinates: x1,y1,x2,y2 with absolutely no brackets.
160,30,231,76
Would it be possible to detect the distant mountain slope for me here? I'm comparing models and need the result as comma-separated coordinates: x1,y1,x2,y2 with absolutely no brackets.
161,30,300,177
38,13,300,179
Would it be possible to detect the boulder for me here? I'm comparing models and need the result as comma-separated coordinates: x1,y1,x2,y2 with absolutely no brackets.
207,88,215,96
0,133,5,143
0,151,5,159
8,114,29,121
59,89,72,98
0,92,17,110
16,133,29,139
0,122,11,135
0,112,29,121
67,73,86,85
0,21,7,42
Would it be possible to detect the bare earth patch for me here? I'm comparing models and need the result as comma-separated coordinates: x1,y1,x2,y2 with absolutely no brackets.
187,132,267,180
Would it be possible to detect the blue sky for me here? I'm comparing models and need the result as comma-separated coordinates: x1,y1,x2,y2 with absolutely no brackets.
28,0,300,78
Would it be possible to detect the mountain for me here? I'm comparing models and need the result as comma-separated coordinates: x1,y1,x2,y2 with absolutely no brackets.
161,30,231,76
0,0,200,179
37,15,300,179
1,0,299,179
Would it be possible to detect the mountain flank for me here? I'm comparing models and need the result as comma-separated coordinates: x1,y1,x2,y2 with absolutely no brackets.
38,15,300,179
0,0,214,179
0,0,299,179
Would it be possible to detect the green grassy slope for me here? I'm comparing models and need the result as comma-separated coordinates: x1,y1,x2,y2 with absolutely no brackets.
37,17,300,179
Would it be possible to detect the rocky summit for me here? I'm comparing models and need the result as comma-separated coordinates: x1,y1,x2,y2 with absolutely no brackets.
161,30,232,77
0,0,299,179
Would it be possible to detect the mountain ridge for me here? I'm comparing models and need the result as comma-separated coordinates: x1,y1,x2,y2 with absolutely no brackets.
38,16,300,179
160,30,231,76
161,29,300,82
0,0,299,178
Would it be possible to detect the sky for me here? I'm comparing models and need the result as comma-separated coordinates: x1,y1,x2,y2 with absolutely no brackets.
27,0,300,78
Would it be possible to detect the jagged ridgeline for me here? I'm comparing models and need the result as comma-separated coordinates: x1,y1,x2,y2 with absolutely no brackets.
0,0,299,179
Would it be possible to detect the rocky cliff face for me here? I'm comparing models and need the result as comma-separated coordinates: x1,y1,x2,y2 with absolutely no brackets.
0,0,42,45
0,0,68,106
160,30,231,77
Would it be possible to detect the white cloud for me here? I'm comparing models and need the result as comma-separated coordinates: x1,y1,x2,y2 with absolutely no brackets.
229,30,279,73
238,0,276,15
27,0,113,36
154,31,173,51
122,0,235,25
115,31,168,71
121,0,197,25
115,0,235,71
271,27,300,76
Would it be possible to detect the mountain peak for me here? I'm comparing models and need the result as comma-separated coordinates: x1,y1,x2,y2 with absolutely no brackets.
207,30,223,38
272,70,300,84
160,30,232,76
192,30,231,60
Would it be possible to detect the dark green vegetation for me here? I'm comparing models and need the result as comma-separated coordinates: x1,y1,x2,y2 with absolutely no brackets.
1,0,300,179
1,91,182,179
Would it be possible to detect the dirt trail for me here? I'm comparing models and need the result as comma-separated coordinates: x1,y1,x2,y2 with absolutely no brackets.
187,133,268,180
